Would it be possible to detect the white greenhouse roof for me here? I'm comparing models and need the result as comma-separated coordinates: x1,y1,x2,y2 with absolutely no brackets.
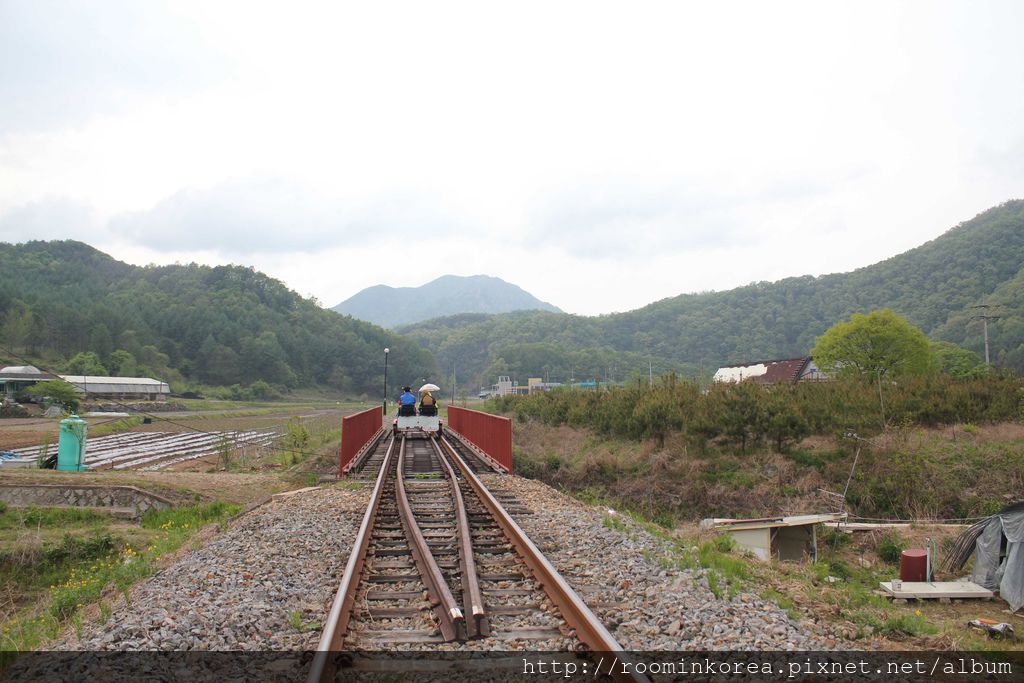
0,365,43,375
58,375,171,394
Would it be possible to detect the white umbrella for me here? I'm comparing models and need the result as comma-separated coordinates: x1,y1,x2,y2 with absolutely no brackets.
419,383,440,393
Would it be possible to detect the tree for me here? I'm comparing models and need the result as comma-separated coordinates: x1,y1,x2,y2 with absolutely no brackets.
87,324,114,361
764,388,810,453
107,349,139,376
1,300,34,353
24,379,80,413
930,341,989,379
812,309,933,379
66,351,108,375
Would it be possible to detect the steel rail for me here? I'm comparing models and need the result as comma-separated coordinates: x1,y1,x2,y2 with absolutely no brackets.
308,435,396,683
395,437,465,641
437,435,650,683
341,426,386,474
430,436,489,638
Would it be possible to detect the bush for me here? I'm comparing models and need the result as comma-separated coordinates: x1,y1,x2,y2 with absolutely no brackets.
877,531,906,564
44,532,115,565
500,374,1024,446
819,526,853,549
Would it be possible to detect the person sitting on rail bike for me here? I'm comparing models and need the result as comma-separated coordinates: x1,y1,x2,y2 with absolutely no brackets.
398,386,417,417
418,390,438,416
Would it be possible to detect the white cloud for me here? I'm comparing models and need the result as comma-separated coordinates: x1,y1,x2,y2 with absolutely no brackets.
107,178,461,255
0,0,229,135
0,197,99,242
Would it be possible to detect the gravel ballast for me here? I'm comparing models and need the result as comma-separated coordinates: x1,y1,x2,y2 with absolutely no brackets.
482,474,848,651
60,486,370,651
56,474,843,653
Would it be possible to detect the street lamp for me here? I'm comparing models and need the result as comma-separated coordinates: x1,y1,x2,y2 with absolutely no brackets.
383,348,390,416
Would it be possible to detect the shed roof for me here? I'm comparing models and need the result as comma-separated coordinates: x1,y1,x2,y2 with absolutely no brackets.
58,376,170,393
704,513,845,531
0,365,43,375
0,366,57,382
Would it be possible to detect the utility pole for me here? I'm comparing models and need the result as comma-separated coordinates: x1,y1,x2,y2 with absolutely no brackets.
382,348,389,416
970,305,1001,365
649,360,653,387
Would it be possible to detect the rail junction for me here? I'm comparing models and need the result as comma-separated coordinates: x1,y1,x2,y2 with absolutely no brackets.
309,407,645,682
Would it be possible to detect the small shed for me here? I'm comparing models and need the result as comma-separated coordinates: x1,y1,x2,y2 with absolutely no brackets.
703,513,846,562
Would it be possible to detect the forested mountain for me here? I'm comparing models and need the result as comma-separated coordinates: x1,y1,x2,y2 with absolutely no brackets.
332,274,562,328
0,241,433,395
402,200,1024,388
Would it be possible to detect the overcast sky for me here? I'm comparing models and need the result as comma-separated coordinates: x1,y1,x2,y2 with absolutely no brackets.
2,1,1023,316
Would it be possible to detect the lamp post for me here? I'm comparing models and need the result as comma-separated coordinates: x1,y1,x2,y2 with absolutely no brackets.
383,348,390,416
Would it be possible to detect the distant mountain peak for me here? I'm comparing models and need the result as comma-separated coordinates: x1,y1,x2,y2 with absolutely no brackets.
332,274,562,328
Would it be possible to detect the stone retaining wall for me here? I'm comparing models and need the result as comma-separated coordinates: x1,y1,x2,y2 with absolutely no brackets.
0,484,175,520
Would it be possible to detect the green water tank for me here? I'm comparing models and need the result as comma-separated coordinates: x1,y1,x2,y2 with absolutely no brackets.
57,414,88,471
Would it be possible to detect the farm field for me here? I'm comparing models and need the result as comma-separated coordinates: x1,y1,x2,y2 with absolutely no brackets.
0,401,367,473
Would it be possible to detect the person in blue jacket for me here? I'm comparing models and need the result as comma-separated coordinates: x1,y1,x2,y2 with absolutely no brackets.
398,386,417,416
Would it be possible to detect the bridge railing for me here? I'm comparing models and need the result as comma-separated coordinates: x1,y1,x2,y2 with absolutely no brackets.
339,407,383,475
446,406,512,473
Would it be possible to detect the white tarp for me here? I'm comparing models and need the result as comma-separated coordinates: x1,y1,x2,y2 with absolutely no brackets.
713,364,768,383
971,510,1024,612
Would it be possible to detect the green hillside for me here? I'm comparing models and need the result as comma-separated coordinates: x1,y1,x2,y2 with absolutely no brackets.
402,200,1024,387
0,240,433,395
3,201,1021,397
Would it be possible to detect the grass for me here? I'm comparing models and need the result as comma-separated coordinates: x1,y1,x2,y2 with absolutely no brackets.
696,534,748,598
0,501,240,651
176,396,368,412
295,472,320,488
879,612,939,637
89,416,143,437
571,486,992,648
699,459,758,487
602,514,627,532
0,506,111,532
784,448,845,470
287,609,321,632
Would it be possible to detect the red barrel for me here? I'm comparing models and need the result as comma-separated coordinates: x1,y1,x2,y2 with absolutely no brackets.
899,549,928,581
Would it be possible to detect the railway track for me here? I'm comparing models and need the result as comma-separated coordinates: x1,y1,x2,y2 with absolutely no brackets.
310,432,644,682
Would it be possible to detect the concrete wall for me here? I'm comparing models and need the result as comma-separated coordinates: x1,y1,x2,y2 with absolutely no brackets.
729,527,771,561
0,484,175,520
